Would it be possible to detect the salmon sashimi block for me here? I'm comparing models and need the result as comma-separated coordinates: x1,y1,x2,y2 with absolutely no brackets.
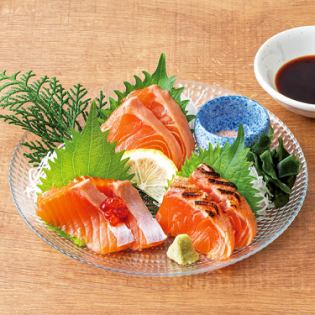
191,164,257,248
37,177,166,254
127,85,195,165
156,176,235,260
101,96,183,168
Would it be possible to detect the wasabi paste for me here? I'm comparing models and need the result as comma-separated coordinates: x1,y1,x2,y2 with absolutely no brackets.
167,234,199,265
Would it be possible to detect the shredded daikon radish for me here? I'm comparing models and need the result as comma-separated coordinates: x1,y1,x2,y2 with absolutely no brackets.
25,151,57,202
249,166,273,216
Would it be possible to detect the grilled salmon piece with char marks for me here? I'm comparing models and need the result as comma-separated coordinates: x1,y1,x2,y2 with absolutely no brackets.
156,176,235,260
191,164,257,248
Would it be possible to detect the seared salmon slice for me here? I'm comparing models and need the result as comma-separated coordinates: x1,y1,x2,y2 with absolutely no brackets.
191,164,257,248
156,176,235,260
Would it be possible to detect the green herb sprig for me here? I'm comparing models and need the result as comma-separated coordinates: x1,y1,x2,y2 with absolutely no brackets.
0,71,107,166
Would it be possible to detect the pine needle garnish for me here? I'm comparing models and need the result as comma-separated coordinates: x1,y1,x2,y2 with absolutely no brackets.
0,71,107,166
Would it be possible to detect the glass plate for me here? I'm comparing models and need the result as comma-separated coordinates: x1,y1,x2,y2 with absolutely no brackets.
8,81,308,277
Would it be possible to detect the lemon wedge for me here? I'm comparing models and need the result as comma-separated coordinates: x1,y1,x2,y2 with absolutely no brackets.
123,149,177,203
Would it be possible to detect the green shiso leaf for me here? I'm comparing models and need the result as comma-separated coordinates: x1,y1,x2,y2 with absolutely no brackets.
39,101,132,192
179,125,262,213
102,53,193,123
46,224,86,248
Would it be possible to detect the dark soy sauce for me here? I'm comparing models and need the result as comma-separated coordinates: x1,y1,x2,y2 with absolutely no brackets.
275,55,315,104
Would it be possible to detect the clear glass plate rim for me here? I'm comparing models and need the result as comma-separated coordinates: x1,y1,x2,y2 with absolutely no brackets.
7,82,309,277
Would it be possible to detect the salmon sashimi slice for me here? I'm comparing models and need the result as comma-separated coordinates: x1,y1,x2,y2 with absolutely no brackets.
90,178,167,250
37,177,166,254
101,96,183,168
127,85,195,166
37,178,134,254
191,164,257,248
156,176,235,260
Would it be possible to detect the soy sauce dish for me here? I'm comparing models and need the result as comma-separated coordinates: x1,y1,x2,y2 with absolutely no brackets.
254,26,315,118
195,96,270,149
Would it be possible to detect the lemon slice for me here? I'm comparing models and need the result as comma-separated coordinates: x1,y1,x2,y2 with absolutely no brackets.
123,149,177,203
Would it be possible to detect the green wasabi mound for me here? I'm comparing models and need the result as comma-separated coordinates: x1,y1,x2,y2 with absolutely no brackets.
167,234,199,265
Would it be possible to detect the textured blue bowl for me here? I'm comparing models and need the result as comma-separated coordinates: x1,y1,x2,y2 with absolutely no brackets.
195,95,270,148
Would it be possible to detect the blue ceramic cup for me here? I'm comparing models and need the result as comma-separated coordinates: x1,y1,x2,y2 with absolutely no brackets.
194,95,270,148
